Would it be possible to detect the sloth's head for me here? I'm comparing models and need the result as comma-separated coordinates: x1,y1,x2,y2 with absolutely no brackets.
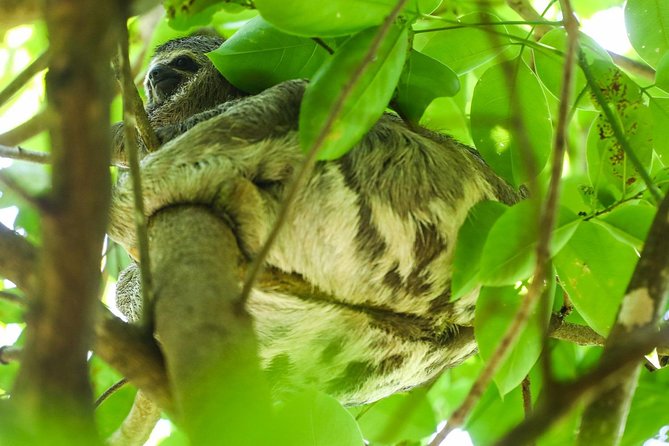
144,35,244,125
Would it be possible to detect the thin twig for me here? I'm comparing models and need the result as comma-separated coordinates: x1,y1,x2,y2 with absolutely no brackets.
0,111,49,147
429,1,579,443
579,52,663,203
94,378,128,408
116,13,154,330
0,345,21,364
0,143,50,164
507,0,553,38
0,290,25,306
521,376,533,418
0,170,43,209
0,51,49,106
238,0,411,307
111,47,159,154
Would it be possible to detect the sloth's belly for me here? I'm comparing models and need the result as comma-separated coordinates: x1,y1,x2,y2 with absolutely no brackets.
248,289,477,405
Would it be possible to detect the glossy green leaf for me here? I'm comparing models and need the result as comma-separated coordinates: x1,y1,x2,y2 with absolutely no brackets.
466,382,524,444
256,0,386,37
625,0,669,67
479,201,580,286
654,52,669,92
554,221,637,335
416,13,510,75
395,50,460,123
534,29,609,109
300,25,408,160
475,284,553,395
209,17,330,93
255,0,435,37
451,200,508,299
275,390,364,446
620,370,669,446
585,61,653,197
596,202,655,249
164,0,247,30
0,297,23,324
470,59,553,186
91,356,137,438
357,389,437,444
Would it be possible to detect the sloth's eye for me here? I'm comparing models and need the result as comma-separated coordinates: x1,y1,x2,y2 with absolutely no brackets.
171,56,199,72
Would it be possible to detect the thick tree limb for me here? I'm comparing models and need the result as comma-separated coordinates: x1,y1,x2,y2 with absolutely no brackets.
149,205,272,444
93,308,172,412
9,0,116,443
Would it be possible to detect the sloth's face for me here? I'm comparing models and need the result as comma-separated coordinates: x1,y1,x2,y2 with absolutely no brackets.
144,53,201,107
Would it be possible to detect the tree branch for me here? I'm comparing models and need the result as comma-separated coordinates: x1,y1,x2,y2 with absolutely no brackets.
149,205,272,443
0,51,49,106
0,112,49,147
0,222,38,291
9,0,117,442
0,143,50,164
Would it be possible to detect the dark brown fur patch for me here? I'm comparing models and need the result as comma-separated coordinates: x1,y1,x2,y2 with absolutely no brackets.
320,337,345,364
326,360,377,395
266,354,292,383
377,354,406,375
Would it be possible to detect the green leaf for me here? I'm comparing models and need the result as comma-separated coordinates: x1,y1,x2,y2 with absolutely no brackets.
553,221,637,335
585,61,653,198
255,0,381,37
479,201,580,286
395,50,460,123
255,0,439,37
208,17,330,93
596,202,656,249
357,389,437,444
275,390,364,446
0,297,23,324
164,0,247,30
451,200,508,299
654,52,669,92
534,29,609,109
416,12,510,75
466,384,524,444
620,370,669,446
475,283,553,395
300,24,408,160
625,0,669,67
90,356,137,438
470,59,553,186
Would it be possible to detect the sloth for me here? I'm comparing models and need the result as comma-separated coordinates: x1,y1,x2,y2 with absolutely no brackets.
109,35,520,406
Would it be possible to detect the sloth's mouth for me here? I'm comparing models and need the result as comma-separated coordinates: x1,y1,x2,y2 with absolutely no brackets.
153,76,182,100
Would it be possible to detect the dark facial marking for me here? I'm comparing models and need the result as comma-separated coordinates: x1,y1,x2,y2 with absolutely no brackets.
169,55,200,72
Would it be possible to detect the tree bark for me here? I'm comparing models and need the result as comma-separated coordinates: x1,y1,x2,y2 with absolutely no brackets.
9,0,116,443
148,205,272,444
